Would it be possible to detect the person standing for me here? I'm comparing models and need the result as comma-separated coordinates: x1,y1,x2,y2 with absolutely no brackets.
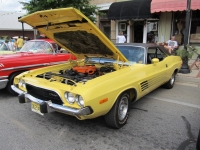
116,31,126,43
13,39,17,51
16,36,24,50
7,38,14,51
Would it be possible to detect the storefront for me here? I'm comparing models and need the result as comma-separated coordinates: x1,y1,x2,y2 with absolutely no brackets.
107,0,159,43
151,0,200,45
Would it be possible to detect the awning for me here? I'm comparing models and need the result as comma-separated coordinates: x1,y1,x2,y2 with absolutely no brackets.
151,0,200,13
107,0,153,20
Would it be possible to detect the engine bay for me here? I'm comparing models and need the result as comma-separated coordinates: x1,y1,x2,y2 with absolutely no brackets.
36,65,116,85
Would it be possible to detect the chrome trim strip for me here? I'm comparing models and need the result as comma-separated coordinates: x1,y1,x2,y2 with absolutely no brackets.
0,76,8,79
0,61,69,71
0,79,8,89
26,94,91,116
11,85,92,116
11,85,24,95
1,63,50,71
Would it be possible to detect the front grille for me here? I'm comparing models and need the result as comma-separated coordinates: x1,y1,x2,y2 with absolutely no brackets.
26,84,63,104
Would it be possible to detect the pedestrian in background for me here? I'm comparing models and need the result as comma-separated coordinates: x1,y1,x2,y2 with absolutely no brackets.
116,31,126,43
7,38,14,51
14,39,17,51
16,36,24,50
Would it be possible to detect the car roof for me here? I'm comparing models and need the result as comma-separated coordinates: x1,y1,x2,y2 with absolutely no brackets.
115,43,170,55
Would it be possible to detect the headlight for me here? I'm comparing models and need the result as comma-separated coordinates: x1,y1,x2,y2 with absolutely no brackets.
18,79,26,88
64,92,75,104
76,95,84,107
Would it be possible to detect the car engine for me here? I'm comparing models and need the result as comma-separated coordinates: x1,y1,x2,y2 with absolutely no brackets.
36,65,115,85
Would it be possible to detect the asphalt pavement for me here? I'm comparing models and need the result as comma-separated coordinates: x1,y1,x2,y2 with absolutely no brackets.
176,58,200,88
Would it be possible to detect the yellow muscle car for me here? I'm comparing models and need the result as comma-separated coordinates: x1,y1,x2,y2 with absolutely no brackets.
11,7,182,129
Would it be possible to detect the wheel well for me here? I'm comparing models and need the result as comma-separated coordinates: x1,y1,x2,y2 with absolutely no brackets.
124,88,137,103
174,69,179,75
8,70,27,80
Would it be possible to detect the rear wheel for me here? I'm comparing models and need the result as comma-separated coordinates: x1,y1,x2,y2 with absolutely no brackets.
6,72,22,95
163,72,175,89
104,92,130,129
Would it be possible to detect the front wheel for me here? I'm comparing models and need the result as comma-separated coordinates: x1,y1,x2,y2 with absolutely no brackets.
104,92,130,129
6,72,23,95
163,72,175,89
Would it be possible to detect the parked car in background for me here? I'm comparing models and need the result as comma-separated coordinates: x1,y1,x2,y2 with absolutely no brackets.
0,39,76,95
0,41,15,54
12,8,182,129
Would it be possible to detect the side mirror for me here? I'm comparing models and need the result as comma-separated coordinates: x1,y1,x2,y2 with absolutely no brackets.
152,58,159,64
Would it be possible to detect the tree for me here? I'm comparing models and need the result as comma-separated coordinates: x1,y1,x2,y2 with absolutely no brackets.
19,0,99,22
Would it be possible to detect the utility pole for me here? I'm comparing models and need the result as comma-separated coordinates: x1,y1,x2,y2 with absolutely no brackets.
179,0,191,74
184,0,191,49
18,16,25,40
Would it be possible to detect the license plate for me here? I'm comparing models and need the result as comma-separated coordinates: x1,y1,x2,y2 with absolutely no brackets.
31,102,44,116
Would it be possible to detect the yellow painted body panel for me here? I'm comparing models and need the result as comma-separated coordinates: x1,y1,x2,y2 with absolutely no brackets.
19,7,127,62
14,55,182,120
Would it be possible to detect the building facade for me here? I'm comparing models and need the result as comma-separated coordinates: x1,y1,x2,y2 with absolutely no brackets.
91,0,200,47
0,11,34,40
90,0,115,42
91,0,160,44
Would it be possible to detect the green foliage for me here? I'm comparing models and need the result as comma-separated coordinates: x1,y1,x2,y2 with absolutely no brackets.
19,0,100,22
0,36,9,42
176,45,197,60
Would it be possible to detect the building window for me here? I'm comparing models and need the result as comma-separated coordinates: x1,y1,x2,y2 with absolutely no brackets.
172,11,186,45
147,22,158,43
190,10,200,44
173,10,200,45
119,23,126,31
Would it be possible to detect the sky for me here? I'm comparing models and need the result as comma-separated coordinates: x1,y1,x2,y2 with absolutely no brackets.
0,0,29,13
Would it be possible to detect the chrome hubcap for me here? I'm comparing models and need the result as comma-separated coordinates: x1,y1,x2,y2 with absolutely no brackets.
118,96,128,121
170,74,175,85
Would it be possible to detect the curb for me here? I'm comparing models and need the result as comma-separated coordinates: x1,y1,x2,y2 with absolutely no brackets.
175,75,200,87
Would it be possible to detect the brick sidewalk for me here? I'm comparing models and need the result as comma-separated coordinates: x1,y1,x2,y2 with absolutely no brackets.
177,58,200,78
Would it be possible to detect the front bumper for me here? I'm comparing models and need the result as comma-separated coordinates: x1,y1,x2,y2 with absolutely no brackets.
11,85,92,117
0,77,8,89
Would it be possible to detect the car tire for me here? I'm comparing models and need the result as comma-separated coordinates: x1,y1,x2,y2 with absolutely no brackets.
104,92,130,129
6,72,23,95
162,72,175,89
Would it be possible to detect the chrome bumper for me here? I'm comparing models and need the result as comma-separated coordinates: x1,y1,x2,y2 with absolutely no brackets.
11,85,92,117
0,79,8,90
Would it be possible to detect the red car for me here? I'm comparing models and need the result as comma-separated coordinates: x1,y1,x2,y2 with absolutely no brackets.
0,39,76,94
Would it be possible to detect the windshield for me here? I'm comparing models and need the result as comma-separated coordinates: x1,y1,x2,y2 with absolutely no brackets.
0,43,8,51
20,41,56,54
116,46,145,64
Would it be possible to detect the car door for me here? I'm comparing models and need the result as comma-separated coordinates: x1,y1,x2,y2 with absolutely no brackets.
141,47,169,93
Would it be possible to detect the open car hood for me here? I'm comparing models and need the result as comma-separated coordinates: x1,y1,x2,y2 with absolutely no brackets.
19,7,127,62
